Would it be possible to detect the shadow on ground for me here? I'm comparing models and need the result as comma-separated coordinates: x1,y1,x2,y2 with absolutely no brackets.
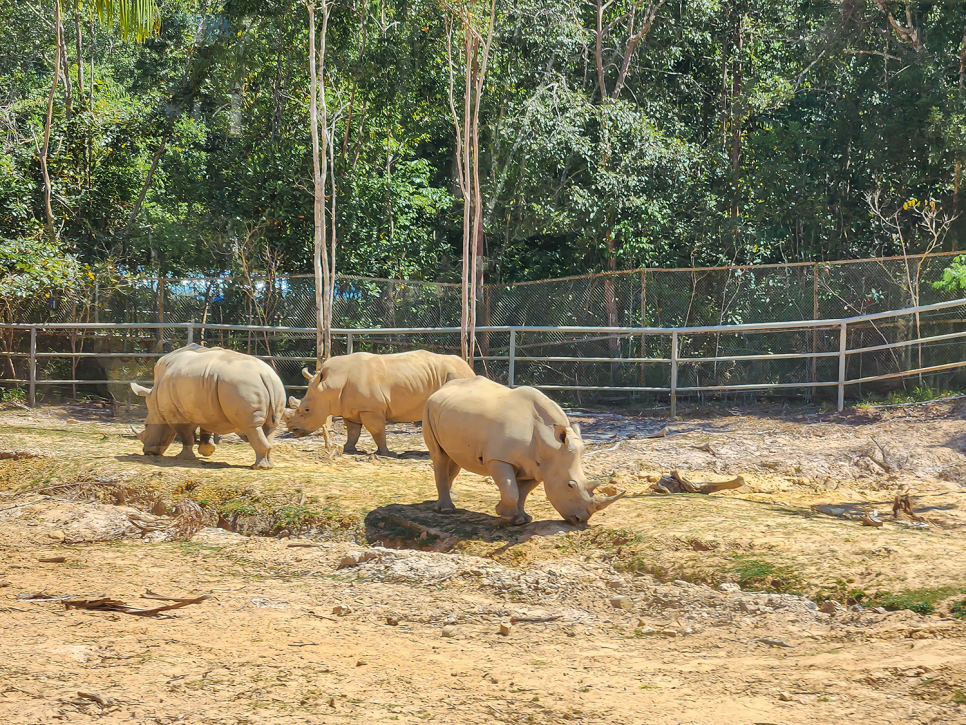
364,500,582,552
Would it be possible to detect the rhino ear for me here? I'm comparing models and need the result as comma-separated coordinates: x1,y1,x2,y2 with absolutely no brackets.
301,367,314,381
130,383,152,397
571,422,581,439
554,424,568,445
288,395,300,409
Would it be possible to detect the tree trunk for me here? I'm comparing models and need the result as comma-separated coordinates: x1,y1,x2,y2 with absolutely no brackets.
123,134,167,237
307,1,332,364
604,232,619,356
74,7,84,101
40,0,63,242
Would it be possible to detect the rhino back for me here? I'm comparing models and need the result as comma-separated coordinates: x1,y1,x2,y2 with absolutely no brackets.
426,377,546,478
332,350,474,422
152,346,284,431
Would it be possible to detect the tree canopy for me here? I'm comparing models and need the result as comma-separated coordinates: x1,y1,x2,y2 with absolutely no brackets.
2,0,965,283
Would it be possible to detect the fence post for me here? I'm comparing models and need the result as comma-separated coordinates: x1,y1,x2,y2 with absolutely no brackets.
811,264,819,396
29,326,37,407
837,321,847,412
94,282,99,324
185,322,194,346
346,331,353,355
670,329,678,419
508,328,516,387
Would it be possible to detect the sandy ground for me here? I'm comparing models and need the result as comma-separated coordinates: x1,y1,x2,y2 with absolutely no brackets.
1,399,965,724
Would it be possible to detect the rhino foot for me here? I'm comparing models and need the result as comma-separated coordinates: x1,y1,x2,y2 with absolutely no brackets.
252,459,274,470
342,445,361,455
198,442,216,457
376,450,399,459
435,503,456,514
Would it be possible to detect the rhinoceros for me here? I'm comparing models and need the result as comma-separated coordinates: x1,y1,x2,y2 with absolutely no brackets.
129,344,286,469
422,376,624,525
285,350,475,456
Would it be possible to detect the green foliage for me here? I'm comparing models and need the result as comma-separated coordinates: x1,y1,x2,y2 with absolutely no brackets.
0,237,80,300
952,598,966,619
0,387,27,406
3,0,966,282
933,255,966,293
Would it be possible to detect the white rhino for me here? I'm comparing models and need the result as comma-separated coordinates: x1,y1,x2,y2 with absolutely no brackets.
423,376,624,525
130,344,286,469
285,350,475,456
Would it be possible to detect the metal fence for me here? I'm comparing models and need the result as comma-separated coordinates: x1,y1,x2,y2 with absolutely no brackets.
2,298,965,411
2,252,965,406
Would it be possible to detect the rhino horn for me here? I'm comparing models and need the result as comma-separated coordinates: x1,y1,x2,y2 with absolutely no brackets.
592,489,626,512
129,425,144,441
301,367,314,381
130,382,152,396
287,395,300,409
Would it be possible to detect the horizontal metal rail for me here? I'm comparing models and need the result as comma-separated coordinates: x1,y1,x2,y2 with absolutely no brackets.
1,297,964,413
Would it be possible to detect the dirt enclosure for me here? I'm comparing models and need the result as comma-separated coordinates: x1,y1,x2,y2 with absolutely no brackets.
1,398,966,724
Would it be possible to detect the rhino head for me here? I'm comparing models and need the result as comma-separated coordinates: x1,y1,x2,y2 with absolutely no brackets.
542,423,624,525
285,368,333,438
129,383,177,455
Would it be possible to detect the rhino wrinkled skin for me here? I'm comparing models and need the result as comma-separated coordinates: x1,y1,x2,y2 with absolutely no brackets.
423,376,624,525
285,350,475,456
130,344,286,469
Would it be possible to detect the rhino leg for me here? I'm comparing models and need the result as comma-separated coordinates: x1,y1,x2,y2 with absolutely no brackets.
242,425,274,470
198,429,216,457
174,424,198,460
343,420,363,454
514,479,540,525
424,418,460,514
360,411,395,457
487,461,529,526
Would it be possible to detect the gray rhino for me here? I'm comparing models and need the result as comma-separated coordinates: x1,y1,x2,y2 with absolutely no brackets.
423,376,624,525
130,344,285,469
285,350,475,456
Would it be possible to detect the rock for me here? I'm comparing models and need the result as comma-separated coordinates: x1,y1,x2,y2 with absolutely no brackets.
850,604,864,612
48,529,66,542
637,627,658,635
672,579,690,587
605,578,626,590
660,629,678,637
498,623,511,636
820,600,844,614
337,550,377,569
328,698,336,708
441,625,456,638
804,599,819,611
332,605,352,616
356,659,366,667
872,606,887,614
608,595,633,610
276,529,291,539
778,692,794,702
66,418,79,424
597,484,621,496
718,582,741,593
386,616,399,626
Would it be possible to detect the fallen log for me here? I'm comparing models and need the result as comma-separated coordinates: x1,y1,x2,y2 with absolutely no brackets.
650,470,744,495
64,591,210,617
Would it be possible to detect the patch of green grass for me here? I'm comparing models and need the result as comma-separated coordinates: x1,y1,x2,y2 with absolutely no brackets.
951,598,966,619
857,385,963,408
218,497,259,518
953,690,966,705
860,586,966,616
729,556,801,593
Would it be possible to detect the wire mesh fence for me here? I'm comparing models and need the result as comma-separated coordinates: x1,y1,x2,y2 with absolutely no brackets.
1,252,965,405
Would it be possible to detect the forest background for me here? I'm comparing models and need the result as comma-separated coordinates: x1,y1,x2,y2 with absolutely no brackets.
3,0,966,294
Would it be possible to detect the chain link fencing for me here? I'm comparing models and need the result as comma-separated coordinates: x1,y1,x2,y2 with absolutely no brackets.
2,252,965,406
